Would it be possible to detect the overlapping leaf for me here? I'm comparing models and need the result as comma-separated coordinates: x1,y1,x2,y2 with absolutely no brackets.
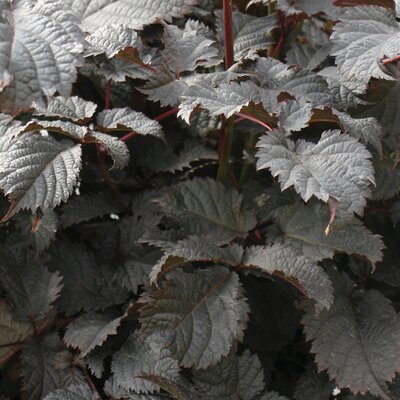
243,244,333,311
86,24,142,58
331,6,400,94
43,384,96,400
34,97,97,122
0,134,82,220
96,107,164,140
216,11,277,60
22,334,84,400
112,333,180,394
158,178,256,244
0,0,85,112
47,241,128,315
256,130,375,216
272,202,384,264
148,236,243,282
60,191,127,227
192,350,265,399
0,248,62,320
160,23,219,73
0,300,33,363
69,0,197,32
64,312,123,357
294,366,334,400
303,271,400,399
140,267,249,369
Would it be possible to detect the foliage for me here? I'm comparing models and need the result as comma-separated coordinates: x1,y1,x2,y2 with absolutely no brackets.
1,0,400,399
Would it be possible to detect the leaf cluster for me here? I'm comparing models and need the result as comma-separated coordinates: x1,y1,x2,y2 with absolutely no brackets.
1,0,400,399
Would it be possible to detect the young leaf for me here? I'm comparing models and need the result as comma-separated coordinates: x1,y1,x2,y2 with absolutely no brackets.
64,311,123,357
243,244,333,312
256,130,374,216
303,271,400,399
192,350,265,399
158,178,256,244
272,202,384,265
71,0,196,31
0,0,85,112
0,134,82,220
140,267,249,369
112,333,180,394
331,6,400,94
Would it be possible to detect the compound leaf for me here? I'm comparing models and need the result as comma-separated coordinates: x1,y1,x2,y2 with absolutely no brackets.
256,130,374,216
140,267,249,369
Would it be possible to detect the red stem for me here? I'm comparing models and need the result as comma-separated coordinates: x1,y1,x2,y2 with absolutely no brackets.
382,54,400,65
83,368,103,400
154,107,179,121
223,0,234,69
235,112,273,131
120,131,138,142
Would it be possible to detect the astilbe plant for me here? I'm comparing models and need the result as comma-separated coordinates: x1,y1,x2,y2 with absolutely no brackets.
1,0,400,399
